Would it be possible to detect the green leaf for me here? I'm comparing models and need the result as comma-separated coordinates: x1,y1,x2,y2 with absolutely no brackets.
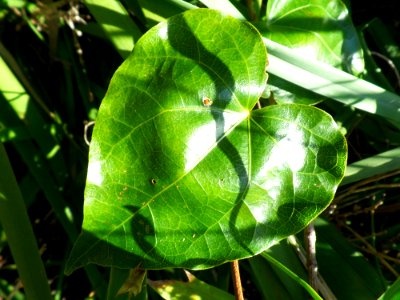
65,9,346,274
267,73,324,106
260,0,364,106
263,0,364,74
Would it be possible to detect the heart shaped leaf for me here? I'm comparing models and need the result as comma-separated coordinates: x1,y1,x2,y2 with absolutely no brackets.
65,9,346,274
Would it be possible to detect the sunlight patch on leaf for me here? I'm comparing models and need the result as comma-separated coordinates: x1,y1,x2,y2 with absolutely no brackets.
266,123,307,172
184,110,248,172
87,160,103,187
157,23,168,40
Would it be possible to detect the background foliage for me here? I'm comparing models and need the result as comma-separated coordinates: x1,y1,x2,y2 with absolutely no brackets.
0,0,400,299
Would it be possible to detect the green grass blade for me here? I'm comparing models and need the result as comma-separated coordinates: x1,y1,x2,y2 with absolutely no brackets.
83,0,143,58
264,38,400,127
1,30,107,299
0,47,68,187
0,56,77,239
379,277,400,300
341,147,400,185
248,255,292,299
138,0,195,21
261,252,323,300
0,143,52,300
199,0,246,19
314,218,386,299
266,242,309,299
121,0,147,26
0,42,58,123
11,140,78,240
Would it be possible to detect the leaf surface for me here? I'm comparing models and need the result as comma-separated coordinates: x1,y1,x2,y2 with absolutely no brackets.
264,0,363,72
65,9,346,274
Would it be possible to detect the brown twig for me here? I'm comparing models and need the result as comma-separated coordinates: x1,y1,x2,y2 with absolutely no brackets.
334,169,400,204
231,260,244,300
345,183,400,195
337,200,384,219
305,223,318,291
287,236,337,300
353,242,400,264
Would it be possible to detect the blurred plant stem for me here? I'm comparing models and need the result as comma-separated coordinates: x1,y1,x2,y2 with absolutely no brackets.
0,143,52,300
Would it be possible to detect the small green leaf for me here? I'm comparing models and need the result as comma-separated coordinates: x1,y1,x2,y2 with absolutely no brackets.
148,270,234,300
65,9,346,274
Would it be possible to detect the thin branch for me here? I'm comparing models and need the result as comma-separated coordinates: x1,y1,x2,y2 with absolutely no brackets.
345,183,400,194
334,169,400,203
84,120,95,146
305,223,318,291
287,236,337,300
370,51,400,90
337,200,384,218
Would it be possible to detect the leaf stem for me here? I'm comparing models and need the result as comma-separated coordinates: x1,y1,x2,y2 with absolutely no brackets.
231,260,244,300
